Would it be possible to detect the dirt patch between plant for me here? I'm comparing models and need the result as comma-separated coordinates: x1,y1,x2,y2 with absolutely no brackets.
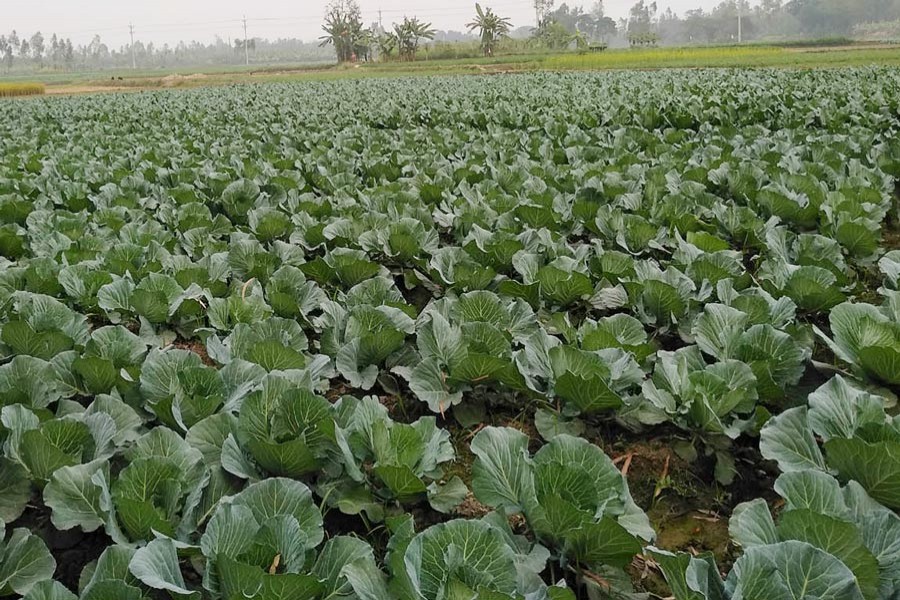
161,73,208,87
172,338,216,366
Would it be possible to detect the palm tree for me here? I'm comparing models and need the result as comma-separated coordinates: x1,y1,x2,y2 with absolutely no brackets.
394,17,436,61
467,4,513,57
376,32,398,61
353,28,376,62
320,0,365,63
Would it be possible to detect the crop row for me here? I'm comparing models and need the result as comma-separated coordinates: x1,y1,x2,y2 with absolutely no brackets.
0,68,899,598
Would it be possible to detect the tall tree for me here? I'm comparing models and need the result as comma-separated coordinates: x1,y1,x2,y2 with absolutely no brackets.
0,37,11,72
535,20,574,48
534,0,556,28
375,31,397,60
394,17,435,60
628,0,656,34
353,28,374,62
467,4,513,57
8,31,18,57
587,1,617,39
320,0,364,63
64,38,74,68
30,31,44,67
540,3,616,43
49,33,59,67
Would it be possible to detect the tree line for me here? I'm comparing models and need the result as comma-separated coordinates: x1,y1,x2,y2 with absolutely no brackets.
0,32,75,71
320,1,520,61
544,0,900,47
0,32,334,72
321,0,900,63
3,0,899,73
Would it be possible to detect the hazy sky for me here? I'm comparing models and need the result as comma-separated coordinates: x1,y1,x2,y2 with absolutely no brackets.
8,0,730,48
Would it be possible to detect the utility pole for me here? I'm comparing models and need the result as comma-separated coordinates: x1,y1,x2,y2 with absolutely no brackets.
129,22,136,69
242,15,249,66
378,9,383,29
737,5,742,43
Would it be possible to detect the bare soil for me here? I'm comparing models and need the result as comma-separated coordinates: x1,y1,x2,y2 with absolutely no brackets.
46,85,141,95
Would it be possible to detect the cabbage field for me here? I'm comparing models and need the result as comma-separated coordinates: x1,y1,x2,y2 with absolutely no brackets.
0,68,899,599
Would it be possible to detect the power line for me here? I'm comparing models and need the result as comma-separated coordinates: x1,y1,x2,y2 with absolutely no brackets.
244,2,527,24
49,18,242,38
16,1,534,48
369,3,525,15
20,1,532,39
141,18,241,28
